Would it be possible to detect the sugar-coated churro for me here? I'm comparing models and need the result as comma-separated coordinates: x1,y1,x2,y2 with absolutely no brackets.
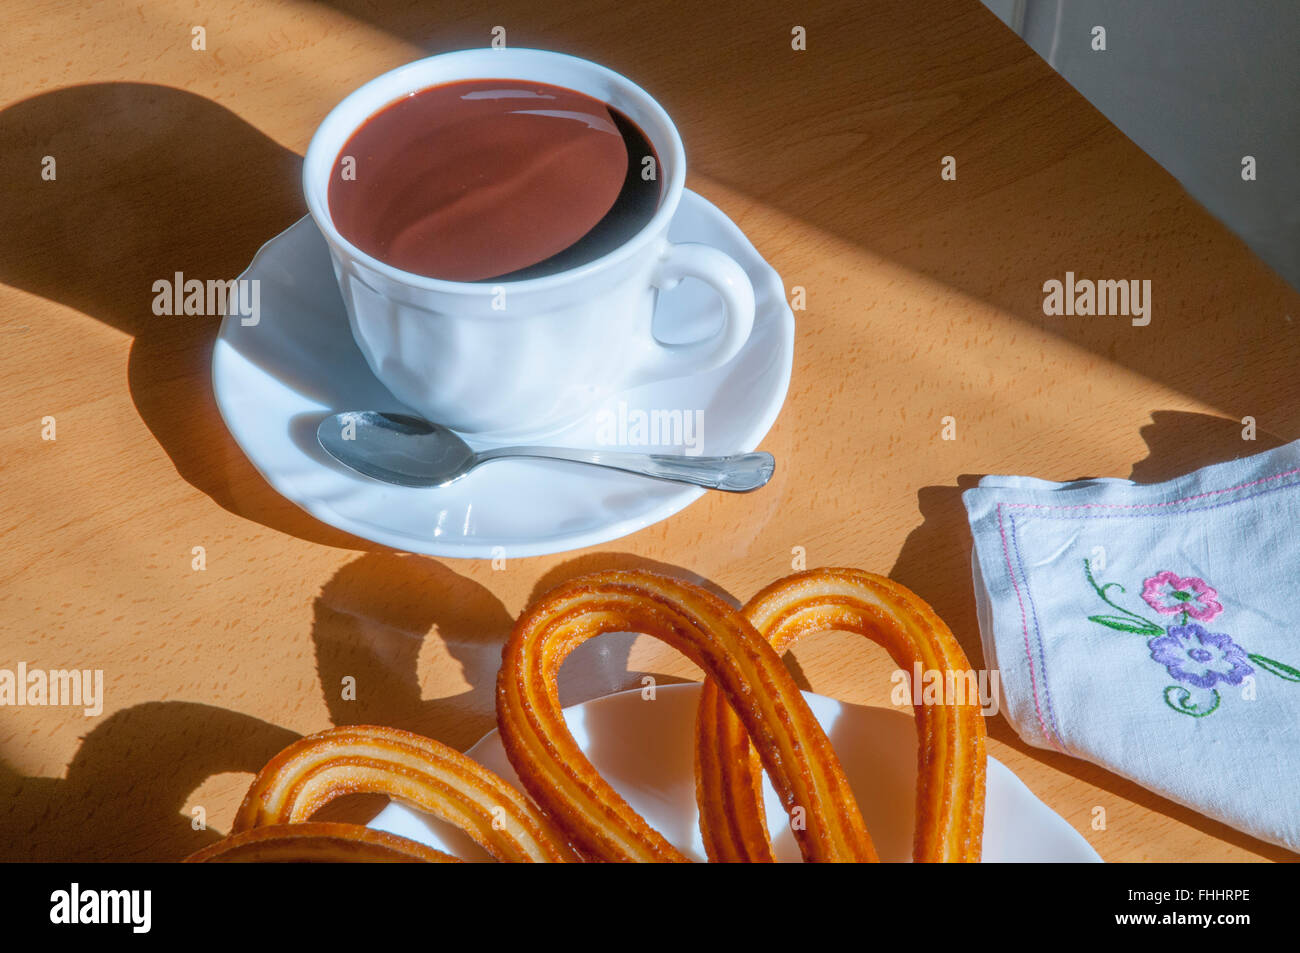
232,725,579,862
496,570,876,862
695,569,986,862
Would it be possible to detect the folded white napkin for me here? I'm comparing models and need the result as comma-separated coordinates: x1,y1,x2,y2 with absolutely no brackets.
964,440,1300,852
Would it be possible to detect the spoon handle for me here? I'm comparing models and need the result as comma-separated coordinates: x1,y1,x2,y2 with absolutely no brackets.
475,447,775,492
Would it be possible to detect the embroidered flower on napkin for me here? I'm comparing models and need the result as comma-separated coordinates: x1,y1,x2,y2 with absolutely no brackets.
1082,561,1299,717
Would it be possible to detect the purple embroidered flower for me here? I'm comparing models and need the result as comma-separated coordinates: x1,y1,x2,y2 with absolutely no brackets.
1140,571,1223,622
1148,624,1253,688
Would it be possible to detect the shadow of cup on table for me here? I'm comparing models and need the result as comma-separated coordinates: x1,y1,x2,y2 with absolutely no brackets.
0,82,372,548
311,552,515,752
305,551,714,831
309,552,723,746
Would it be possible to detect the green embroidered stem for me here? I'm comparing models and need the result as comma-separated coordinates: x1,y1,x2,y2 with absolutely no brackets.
1087,613,1165,634
1248,654,1300,682
1163,685,1220,717
1083,559,1164,635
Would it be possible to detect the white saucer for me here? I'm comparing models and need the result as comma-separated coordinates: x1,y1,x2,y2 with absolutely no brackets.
211,190,794,557
369,683,1103,863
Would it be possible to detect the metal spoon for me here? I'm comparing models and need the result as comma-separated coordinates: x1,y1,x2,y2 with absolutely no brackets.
316,412,775,492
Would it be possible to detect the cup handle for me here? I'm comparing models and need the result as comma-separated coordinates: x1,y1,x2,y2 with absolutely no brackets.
626,241,756,387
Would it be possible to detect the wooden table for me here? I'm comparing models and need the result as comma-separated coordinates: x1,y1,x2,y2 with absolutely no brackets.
2,0,1296,862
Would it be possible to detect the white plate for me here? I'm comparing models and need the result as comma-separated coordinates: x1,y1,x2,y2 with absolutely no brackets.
370,684,1102,862
211,190,794,557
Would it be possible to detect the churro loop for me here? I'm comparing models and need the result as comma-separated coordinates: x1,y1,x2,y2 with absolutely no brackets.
184,822,455,863
232,725,579,862
696,568,987,862
497,570,876,862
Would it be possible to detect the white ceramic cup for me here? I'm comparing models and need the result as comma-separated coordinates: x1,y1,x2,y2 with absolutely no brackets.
303,48,756,440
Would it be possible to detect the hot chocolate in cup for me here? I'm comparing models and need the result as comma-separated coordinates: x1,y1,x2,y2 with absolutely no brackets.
303,48,756,440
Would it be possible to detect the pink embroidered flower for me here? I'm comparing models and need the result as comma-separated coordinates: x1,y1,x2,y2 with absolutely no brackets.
1140,571,1222,622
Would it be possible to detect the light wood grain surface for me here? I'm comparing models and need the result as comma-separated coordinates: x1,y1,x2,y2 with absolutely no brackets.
2,0,1297,862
